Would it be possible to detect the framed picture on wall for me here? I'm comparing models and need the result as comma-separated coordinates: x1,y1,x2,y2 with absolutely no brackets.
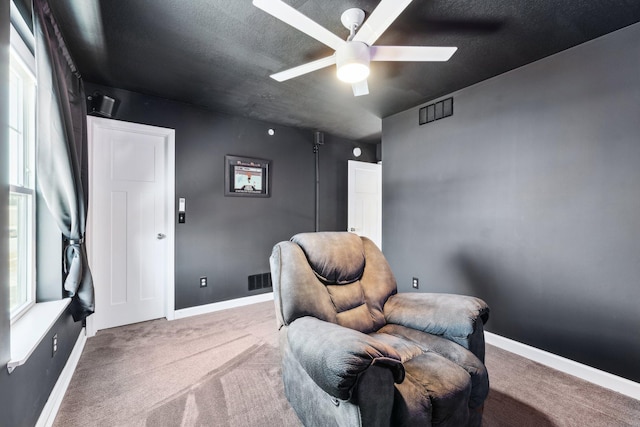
224,155,271,197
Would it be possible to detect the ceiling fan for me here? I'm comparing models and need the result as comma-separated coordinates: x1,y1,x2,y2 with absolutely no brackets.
253,0,457,96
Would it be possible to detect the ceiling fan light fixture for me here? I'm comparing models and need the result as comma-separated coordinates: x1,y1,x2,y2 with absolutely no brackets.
336,41,370,83
337,63,370,83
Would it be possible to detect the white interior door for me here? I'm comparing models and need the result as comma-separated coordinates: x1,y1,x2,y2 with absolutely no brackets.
348,160,382,249
87,117,175,334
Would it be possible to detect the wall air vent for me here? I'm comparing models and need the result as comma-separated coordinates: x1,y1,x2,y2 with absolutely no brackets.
248,272,272,291
419,97,453,125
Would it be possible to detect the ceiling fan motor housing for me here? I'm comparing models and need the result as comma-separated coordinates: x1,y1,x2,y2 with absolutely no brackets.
336,41,371,83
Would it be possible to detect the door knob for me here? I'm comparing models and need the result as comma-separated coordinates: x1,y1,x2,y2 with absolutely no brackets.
349,227,356,232
157,233,166,240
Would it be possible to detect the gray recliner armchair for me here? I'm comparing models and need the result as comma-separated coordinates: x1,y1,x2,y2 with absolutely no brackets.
270,232,490,427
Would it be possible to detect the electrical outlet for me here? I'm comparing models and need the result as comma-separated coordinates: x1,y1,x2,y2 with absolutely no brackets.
52,334,58,356
200,276,207,287
412,277,419,289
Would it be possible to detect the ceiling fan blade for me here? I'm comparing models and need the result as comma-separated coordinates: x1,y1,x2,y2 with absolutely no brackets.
352,80,369,97
270,55,336,82
353,0,413,45
370,46,457,62
253,0,345,51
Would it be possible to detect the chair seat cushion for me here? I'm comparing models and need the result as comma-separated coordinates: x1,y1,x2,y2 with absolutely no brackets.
370,325,489,426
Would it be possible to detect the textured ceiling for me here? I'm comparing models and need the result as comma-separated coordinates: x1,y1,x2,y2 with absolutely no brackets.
48,0,640,143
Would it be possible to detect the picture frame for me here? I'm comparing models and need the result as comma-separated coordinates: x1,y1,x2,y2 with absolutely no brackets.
224,155,271,197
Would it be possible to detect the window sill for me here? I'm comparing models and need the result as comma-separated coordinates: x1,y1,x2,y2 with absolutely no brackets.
7,298,72,373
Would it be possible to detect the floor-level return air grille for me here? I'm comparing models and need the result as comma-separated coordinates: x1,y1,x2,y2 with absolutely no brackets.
248,272,272,291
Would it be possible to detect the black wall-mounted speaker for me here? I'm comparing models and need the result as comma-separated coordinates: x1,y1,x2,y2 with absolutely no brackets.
88,93,118,118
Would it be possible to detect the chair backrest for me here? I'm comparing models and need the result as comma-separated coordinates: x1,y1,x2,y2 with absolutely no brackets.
270,232,397,334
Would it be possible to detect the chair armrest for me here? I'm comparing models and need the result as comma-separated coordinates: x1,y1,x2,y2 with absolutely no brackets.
384,293,489,353
287,317,405,400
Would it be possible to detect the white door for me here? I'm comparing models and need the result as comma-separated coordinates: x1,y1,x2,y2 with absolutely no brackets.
87,117,175,335
348,160,382,249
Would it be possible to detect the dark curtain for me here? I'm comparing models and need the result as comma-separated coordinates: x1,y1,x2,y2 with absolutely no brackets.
34,0,94,321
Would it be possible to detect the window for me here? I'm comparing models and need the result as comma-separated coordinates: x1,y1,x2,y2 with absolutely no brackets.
9,24,36,321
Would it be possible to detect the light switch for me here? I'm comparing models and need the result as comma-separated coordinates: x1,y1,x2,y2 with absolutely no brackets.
178,198,186,223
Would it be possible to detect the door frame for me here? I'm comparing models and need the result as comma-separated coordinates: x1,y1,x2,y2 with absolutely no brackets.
85,116,175,337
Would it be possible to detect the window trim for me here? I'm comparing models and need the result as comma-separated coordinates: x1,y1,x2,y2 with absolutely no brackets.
9,23,35,75
8,298,72,373
9,21,37,323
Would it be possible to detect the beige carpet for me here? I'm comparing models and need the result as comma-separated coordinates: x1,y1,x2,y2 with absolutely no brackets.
54,301,639,426
54,301,300,427
483,345,639,426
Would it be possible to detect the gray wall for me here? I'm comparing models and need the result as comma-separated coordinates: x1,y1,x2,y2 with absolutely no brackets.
382,22,640,382
0,310,82,427
85,82,376,309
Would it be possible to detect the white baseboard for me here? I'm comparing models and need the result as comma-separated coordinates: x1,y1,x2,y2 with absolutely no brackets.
485,331,640,400
173,292,274,320
36,327,87,427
